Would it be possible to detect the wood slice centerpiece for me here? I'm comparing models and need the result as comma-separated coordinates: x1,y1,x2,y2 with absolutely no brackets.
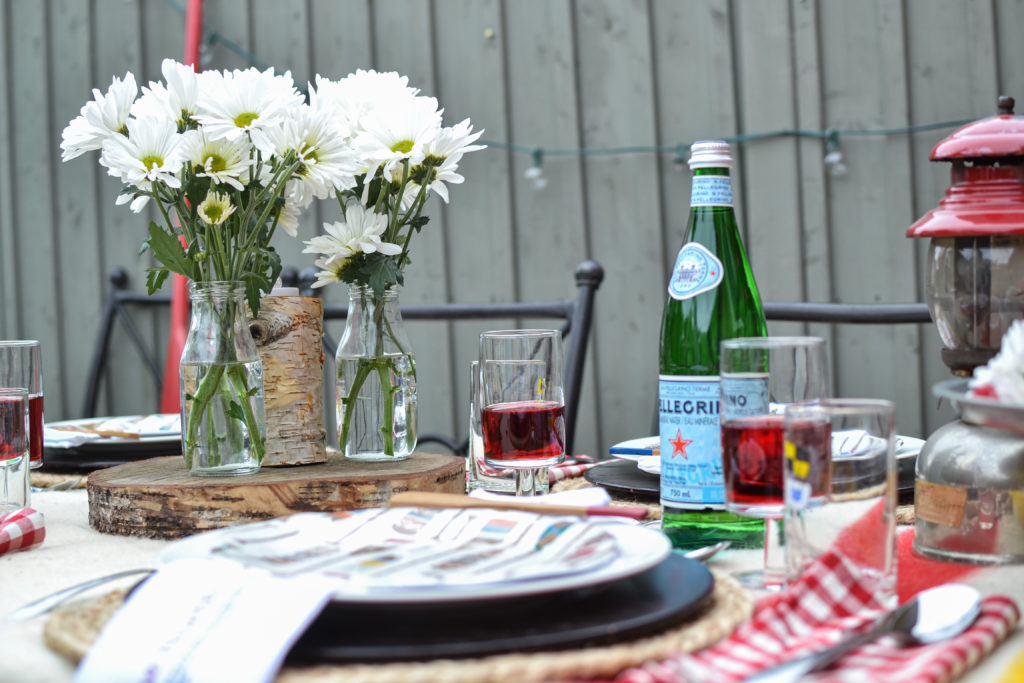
88,451,465,540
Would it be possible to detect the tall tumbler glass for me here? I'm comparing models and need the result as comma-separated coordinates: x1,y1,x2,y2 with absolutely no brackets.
479,330,565,497
0,341,43,469
784,399,898,607
719,336,829,589
0,387,30,511
466,361,549,494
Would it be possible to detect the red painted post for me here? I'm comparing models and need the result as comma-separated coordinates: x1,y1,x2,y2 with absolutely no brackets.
159,0,203,414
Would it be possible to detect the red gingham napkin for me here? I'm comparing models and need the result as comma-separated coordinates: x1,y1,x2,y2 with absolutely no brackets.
611,549,1020,683
549,455,599,484
0,507,46,555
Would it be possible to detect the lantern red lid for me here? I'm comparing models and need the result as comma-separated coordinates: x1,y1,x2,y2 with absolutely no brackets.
907,96,1024,237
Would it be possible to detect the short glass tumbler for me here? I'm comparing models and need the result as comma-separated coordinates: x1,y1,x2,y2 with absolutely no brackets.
783,398,898,608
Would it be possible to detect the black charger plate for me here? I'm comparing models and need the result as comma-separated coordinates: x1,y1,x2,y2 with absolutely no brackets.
585,459,660,499
42,441,182,472
286,552,713,664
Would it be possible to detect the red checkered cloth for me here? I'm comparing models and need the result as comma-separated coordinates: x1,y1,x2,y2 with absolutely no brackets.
549,455,599,484
610,549,1019,683
0,507,46,555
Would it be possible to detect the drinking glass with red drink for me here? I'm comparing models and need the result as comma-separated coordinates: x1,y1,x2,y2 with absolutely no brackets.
479,330,566,496
719,336,829,589
0,341,43,469
0,387,30,511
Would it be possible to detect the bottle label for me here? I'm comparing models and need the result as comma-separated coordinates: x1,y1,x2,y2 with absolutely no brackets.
690,175,733,207
659,375,724,508
667,243,724,301
719,375,770,422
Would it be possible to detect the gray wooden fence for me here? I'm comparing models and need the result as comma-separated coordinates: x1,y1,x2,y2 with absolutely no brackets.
4,0,1018,458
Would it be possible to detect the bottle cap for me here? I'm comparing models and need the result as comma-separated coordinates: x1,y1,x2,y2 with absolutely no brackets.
688,140,733,169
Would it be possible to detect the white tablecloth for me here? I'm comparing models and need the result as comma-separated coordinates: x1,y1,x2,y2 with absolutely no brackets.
1,490,1021,682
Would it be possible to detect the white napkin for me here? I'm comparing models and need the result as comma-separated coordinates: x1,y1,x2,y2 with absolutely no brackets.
75,558,335,683
469,486,612,507
637,455,661,476
42,426,101,449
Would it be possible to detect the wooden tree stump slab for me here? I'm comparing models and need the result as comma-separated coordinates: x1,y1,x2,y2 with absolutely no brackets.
87,451,465,540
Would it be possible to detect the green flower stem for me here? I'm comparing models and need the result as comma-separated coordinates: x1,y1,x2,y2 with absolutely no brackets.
226,362,265,463
375,358,397,455
339,358,372,452
183,288,264,470
338,289,414,457
183,362,225,470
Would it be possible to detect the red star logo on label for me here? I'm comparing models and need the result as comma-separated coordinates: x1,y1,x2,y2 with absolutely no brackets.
670,430,693,459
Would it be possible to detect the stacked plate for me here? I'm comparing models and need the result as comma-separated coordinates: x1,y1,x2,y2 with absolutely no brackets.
155,508,713,662
594,433,923,504
42,414,181,471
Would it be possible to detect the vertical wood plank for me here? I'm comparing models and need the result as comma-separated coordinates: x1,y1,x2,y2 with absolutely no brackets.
573,0,662,451
50,0,106,418
789,0,836,386
906,0,999,434
0,2,17,337
734,0,805,341
9,2,65,413
368,0,454,444
432,0,516,446
818,0,924,436
502,0,597,455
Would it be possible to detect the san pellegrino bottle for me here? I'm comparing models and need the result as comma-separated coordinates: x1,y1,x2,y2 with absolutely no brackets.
659,140,767,550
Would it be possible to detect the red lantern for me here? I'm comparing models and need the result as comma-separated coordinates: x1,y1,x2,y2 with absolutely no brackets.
907,96,1024,375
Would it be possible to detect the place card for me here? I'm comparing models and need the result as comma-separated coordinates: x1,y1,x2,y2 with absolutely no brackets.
75,558,336,683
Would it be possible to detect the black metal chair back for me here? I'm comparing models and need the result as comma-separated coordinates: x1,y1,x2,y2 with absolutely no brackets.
301,260,605,456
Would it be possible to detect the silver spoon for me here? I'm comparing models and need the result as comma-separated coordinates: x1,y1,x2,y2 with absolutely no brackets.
745,583,982,683
683,540,731,562
5,568,155,621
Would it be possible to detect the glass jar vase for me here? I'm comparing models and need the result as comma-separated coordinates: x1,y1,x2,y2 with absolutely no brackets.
336,285,417,461
180,281,266,476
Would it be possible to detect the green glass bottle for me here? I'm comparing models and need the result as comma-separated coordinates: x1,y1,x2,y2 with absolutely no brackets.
659,140,767,550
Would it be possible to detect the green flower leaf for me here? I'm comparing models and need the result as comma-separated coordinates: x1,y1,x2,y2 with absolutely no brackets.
145,221,197,281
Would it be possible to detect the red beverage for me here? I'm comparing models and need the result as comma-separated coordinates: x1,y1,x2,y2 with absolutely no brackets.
0,394,28,460
28,394,43,464
481,400,565,467
722,415,786,507
723,415,832,510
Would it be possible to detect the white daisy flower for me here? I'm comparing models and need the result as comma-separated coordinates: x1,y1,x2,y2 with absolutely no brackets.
354,96,443,181
303,204,402,265
99,115,183,193
970,319,1024,403
309,70,419,138
197,190,236,225
131,59,200,130
179,129,252,191
308,256,343,288
275,195,303,237
60,72,138,161
194,66,304,156
265,105,359,205
410,118,485,202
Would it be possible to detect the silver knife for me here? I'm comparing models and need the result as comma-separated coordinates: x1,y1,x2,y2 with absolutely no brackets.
5,568,154,621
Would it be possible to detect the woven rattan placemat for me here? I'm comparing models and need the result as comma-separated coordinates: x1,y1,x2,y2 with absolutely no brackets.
44,571,751,683
553,472,662,519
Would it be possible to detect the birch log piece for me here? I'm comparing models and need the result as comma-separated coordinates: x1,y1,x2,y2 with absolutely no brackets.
249,295,327,466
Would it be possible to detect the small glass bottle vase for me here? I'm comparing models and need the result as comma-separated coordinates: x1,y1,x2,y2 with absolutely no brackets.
179,281,266,476
336,285,417,462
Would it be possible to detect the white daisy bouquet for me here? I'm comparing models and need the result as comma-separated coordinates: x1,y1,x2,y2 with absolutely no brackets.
300,70,484,456
61,59,357,469
61,58,356,313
